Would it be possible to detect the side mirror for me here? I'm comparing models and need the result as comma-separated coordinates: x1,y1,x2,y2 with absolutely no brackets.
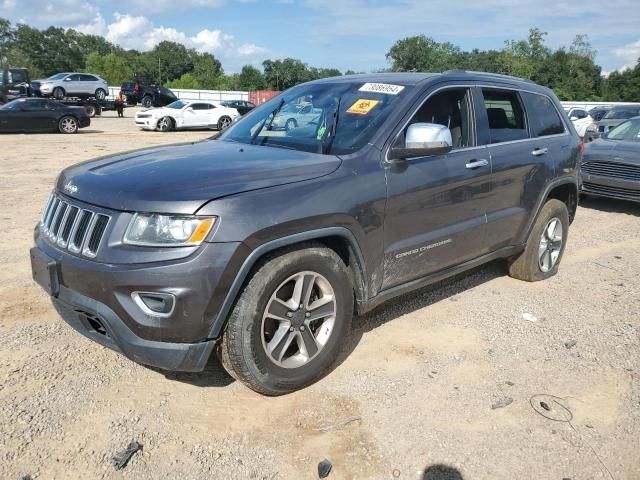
390,123,452,160
64,77,72,82
570,116,578,121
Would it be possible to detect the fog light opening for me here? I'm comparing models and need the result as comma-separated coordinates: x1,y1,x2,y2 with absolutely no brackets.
132,292,176,317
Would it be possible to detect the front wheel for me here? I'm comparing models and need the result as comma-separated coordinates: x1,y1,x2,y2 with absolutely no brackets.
157,116,173,132
219,245,354,395
58,116,79,134
508,199,569,282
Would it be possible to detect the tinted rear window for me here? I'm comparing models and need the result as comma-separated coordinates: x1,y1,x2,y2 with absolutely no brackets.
522,93,565,137
481,89,528,144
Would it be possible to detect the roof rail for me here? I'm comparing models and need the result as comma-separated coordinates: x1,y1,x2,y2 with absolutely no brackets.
443,69,536,84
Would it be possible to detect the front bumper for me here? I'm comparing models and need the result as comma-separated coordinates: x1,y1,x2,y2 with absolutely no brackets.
135,117,156,129
580,171,640,202
52,286,216,371
32,229,248,371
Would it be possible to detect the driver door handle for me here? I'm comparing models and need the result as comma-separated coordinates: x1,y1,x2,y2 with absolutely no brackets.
465,158,489,169
531,147,549,157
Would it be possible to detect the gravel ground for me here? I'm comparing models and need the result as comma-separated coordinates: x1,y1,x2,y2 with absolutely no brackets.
1,109,639,479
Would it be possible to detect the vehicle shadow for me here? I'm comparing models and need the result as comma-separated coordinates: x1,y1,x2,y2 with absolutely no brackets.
153,355,235,388
422,464,464,480
337,261,505,370
580,194,640,217
162,260,505,390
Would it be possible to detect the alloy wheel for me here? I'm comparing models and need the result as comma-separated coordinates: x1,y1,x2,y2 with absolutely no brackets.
60,118,77,133
538,217,563,273
261,271,337,369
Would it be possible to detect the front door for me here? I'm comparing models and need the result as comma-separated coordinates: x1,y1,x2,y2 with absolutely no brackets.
183,103,211,128
382,86,492,290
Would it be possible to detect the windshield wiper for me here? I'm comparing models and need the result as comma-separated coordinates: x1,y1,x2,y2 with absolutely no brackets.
322,97,341,154
251,98,285,145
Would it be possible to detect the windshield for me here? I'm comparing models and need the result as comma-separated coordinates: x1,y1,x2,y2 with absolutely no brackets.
47,73,68,81
166,100,187,109
219,80,412,155
603,108,640,120
607,119,640,142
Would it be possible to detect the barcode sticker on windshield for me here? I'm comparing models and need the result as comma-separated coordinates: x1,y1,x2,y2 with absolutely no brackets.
359,83,405,95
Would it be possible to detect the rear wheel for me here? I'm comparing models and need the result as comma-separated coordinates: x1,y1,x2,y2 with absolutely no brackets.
157,116,173,132
508,199,569,282
52,87,65,100
142,96,153,109
219,245,353,395
84,104,96,118
58,116,79,134
95,89,107,101
217,115,232,130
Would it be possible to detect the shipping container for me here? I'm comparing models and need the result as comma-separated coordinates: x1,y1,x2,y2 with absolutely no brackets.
249,90,281,106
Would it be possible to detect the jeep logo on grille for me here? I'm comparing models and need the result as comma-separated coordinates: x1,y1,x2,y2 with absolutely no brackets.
63,182,78,194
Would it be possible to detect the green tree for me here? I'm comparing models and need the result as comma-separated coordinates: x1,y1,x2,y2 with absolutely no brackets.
165,72,201,89
192,53,224,89
263,58,309,89
85,51,133,85
386,35,461,72
238,64,266,90
146,41,195,84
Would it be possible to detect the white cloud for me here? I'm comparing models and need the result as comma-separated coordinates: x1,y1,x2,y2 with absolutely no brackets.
76,14,107,36
3,0,17,8
237,43,269,56
612,39,640,71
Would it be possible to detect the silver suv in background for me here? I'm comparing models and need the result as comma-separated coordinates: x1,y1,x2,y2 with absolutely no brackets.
32,73,109,100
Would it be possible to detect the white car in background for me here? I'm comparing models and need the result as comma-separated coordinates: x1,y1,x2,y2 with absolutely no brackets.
564,107,597,139
272,103,322,131
135,100,239,132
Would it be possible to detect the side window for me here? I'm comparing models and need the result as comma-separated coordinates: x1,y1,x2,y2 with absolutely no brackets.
81,74,97,82
23,100,48,110
191,103,209,110
405,88,474,149
521,92,565,137
481,89,527,144
68,74,81,82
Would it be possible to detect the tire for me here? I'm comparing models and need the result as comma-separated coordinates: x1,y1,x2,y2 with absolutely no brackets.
58,116,79,134
95,89,107,101
217,115,232,130
219,244,354,395
157,116,173,132
508,199,569,282
285,118,297,131
84,104,96,118
52,87,65,100
142,96,153,109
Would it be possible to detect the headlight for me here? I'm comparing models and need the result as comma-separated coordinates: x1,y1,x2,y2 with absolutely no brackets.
123,213,216,246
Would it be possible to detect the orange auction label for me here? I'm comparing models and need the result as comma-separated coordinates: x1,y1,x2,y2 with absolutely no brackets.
346,99,379,115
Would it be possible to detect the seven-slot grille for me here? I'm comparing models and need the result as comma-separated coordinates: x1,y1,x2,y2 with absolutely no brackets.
582,161,640,182
40,194,110,258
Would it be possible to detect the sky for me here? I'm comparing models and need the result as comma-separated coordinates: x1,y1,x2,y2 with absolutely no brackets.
2,0,640,75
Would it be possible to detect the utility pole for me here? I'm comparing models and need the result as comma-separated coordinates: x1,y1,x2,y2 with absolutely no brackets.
158,57,161,84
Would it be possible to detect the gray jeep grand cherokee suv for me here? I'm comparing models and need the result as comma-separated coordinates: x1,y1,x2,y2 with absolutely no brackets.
31,72,580,395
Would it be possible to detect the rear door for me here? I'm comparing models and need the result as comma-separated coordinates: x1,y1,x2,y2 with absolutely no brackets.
81,74,98,95
382,85,493,289
479,87,570,250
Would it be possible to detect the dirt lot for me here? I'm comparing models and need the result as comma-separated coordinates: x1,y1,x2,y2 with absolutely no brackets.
1,109,639,479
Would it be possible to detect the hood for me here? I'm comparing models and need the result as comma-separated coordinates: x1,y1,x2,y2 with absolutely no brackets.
583,138,640,165
56,140,342,214
583,138,615,160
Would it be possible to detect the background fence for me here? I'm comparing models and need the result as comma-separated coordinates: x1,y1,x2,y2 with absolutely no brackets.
107,86,248,102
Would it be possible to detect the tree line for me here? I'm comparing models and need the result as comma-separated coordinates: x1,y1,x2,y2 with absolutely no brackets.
1,17,638,101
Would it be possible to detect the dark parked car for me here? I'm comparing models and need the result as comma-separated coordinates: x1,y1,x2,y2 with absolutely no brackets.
581,117,640,202
221,99,256,115
0,98,90,133
31,72,580,395
121,82,178,108
596,105,640,135
588,106,611,122
0,68,31,104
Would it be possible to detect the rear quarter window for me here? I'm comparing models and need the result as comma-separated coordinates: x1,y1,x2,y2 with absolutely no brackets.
521,93,565,137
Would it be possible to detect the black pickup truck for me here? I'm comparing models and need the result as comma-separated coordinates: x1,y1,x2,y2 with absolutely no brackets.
0,68,31,104
121,82,178,108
